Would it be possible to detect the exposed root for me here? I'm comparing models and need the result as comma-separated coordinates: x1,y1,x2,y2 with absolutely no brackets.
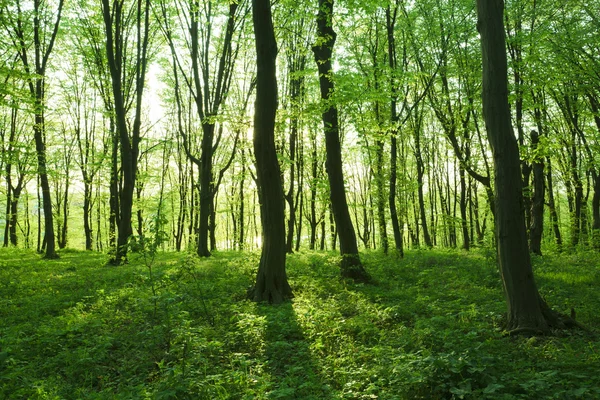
504,327,547,337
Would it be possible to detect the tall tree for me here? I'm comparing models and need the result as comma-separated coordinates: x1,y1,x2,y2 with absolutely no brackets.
386,3,404,257
248,0,292,303
159,0,245,257
477,0,571,333
101,0,152,264
313,0,369,281
2,0,65,258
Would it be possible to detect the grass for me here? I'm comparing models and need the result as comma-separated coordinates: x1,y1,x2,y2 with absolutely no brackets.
0,247,599,399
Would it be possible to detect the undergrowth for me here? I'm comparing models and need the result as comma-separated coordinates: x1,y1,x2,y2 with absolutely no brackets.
0,248,598,399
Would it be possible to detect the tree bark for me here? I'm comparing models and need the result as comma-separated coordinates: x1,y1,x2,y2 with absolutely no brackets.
386,5,404,257
477,0,555,334
249,0,292,303
313,0,369,282
529,130,545,255
102,0,150,263
10,0,64,258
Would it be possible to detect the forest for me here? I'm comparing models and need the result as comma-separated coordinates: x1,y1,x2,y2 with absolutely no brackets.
1,0,599,398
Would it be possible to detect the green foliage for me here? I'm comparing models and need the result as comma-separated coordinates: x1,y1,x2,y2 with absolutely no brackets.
1,249,598,399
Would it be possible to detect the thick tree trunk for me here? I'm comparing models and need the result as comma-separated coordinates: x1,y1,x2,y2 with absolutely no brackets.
197,123,214,257
249,0,292,303
477,0,555,334
313,0,369,282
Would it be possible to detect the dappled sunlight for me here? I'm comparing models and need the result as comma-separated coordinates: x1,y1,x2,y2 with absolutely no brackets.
2,249,599,398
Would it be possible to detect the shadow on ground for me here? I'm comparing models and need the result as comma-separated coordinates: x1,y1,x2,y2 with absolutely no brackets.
258,301,333,399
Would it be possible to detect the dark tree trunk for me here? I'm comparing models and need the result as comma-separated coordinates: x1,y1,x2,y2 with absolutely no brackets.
586,92,600,247
386,6,403,257
459,167,470,250
58,174,69,249
239,148,246,250
413,111,432,248
83,183,93,250
11,0,64,258
308,131,319,250
477,0,562,334
284,42,306,253
197,123,214,257
546,158,562,247
102,0,150,263
109,117,119,249
34,107,58,258
313,0,369,282
9,188,22,246
529,130,545,255
249,0,292,303
285,117,297,254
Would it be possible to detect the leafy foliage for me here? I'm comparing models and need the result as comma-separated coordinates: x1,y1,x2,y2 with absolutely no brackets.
1,249,598,399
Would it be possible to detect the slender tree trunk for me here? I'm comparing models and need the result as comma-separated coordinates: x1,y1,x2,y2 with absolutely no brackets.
413,114,432,248
33,106,57,258
459,167,470,250
313,0,369,281
109,117,119,248
529,130,545,255
4,158,12,247
546,158,562,247
102,0,150,263
249,0,292,303
58,175,69,249
386,6,404,257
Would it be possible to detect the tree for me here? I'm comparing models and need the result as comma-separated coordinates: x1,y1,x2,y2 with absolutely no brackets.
2,0,65,258
476,0,573,333
248,0,292,303
158,0,245,257
101,0,152,264
313,0,369,282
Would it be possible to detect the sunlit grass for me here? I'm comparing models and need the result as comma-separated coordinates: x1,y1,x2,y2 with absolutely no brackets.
1,248,599,399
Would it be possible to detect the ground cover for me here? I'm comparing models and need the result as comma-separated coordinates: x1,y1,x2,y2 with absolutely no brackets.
0,248,598,399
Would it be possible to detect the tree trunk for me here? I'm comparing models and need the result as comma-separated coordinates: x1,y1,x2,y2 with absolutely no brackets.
249,0,292,303
313,0,369,282
546,158,562,248
477,0,557,334
102,0,150,263
529,130,545,255
386,6,403,257
34,107,58,258
197,122,214,257
459,167,470,250
58,174,69,249
109,117,119,249
413,110,432,248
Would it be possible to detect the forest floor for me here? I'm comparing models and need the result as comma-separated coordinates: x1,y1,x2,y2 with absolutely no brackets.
0,247,599,399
